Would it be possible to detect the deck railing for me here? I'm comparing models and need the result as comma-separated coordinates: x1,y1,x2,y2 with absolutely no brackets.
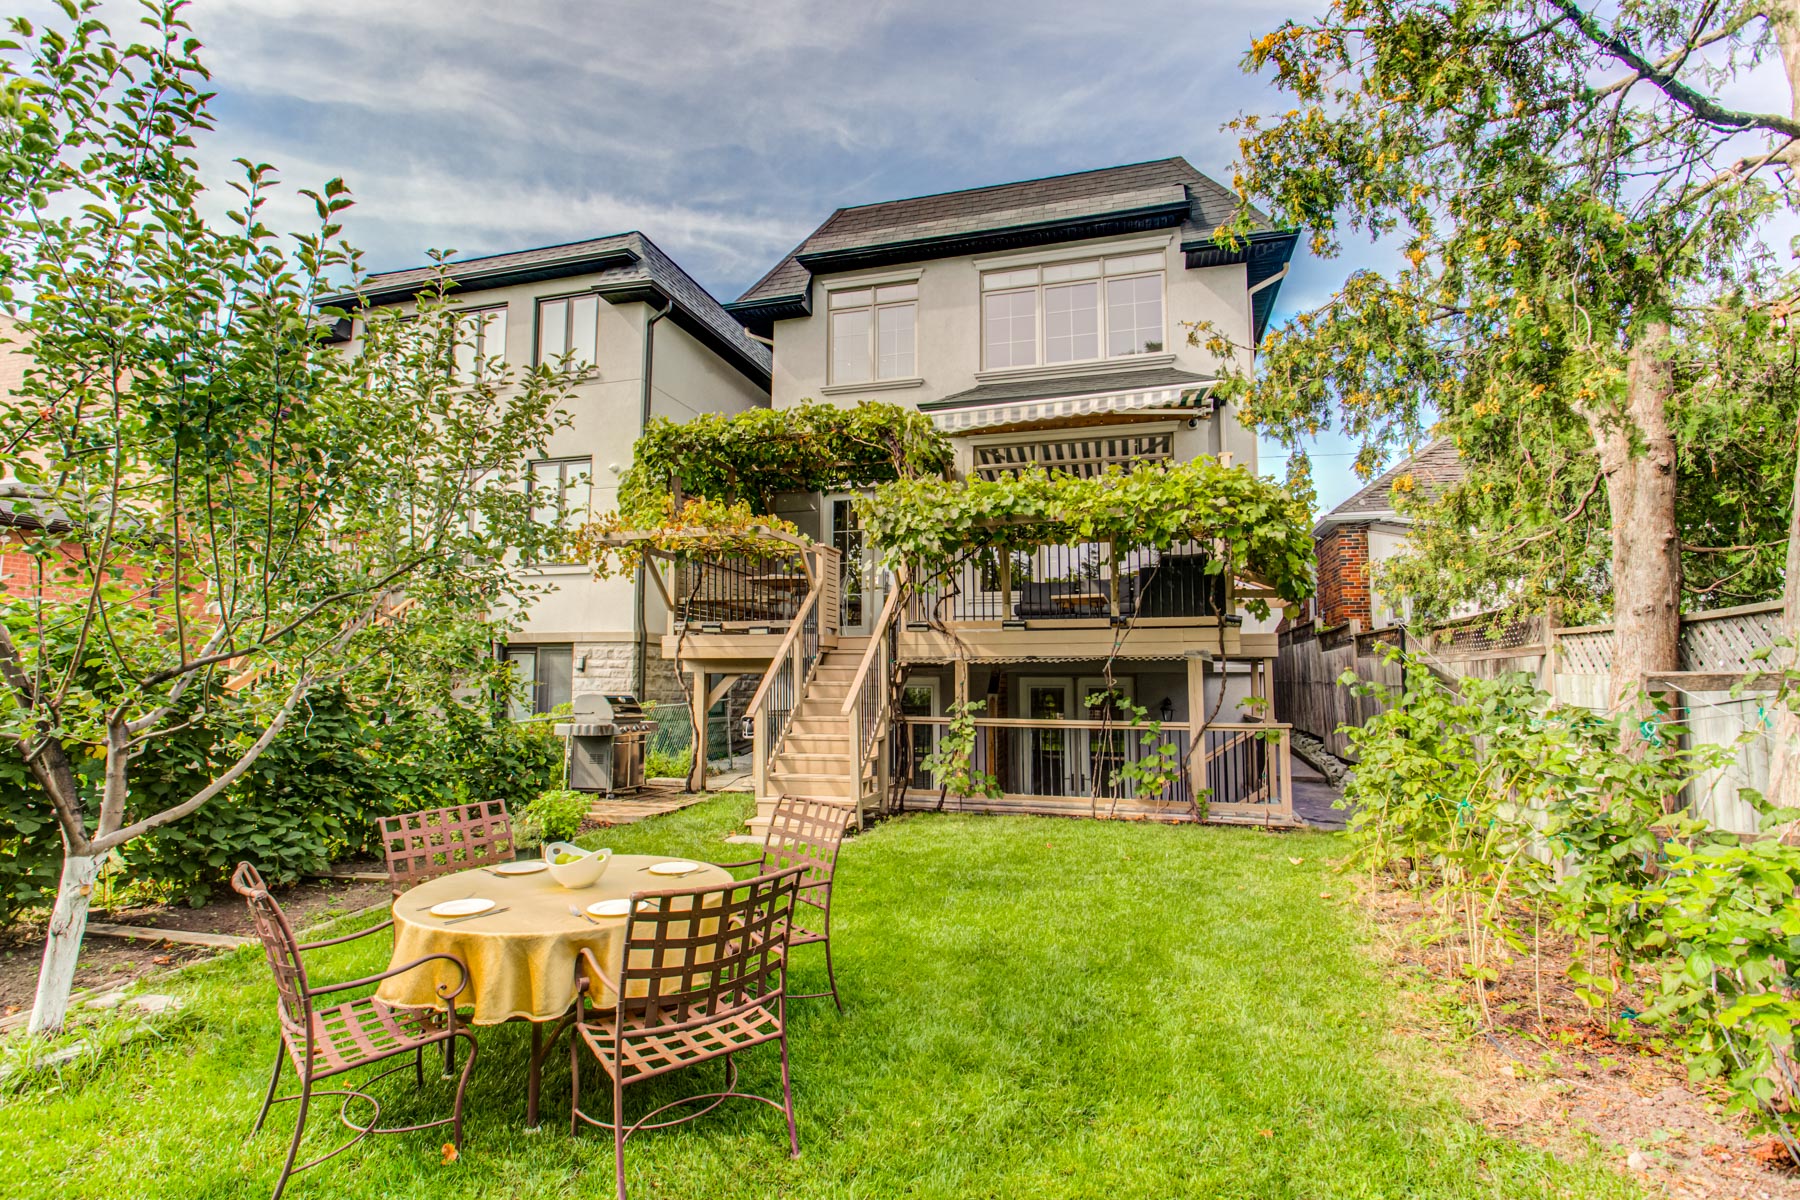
743,588,823,802
905,540,1226,625
895,717,1293,822
672,550,815,629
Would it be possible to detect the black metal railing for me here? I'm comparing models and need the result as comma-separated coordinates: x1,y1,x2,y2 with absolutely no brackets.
905,541,1226,625
674,552,810,627
1200,726,1274,807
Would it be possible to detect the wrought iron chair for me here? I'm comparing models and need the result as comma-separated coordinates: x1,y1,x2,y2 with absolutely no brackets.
231,862,480,1200
378,801,514,896
721,796,855,1010
569,865,807,1200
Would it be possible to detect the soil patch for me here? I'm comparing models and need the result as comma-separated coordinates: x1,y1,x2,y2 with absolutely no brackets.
1359,883,1800,1198
0,874,392,1016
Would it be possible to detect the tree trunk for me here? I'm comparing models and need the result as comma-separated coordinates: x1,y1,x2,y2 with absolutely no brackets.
1761,0,1800,822
28,852,102,1034
1592,322,1683,715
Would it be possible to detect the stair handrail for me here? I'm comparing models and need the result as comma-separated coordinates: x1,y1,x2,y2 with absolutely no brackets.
744,585,820,719
838,566,908,717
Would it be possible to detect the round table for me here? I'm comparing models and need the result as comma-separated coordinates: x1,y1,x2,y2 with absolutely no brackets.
377,853,733,1128
378,853,733,1024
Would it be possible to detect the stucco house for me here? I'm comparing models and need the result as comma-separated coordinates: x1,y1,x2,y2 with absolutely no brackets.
652,158,1308,830
323,234,771,715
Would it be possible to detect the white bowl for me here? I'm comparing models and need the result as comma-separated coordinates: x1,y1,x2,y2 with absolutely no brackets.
542,842,612,889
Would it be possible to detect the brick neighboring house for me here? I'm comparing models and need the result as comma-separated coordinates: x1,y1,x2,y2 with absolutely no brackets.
1304,440,1463,631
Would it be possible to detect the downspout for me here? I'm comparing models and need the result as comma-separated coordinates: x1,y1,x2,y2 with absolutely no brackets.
633,297,672,698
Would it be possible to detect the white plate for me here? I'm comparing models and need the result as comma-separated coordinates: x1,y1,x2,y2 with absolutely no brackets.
647,860,702,877
587,898,657,918
428,897,496,918
492,860,547,875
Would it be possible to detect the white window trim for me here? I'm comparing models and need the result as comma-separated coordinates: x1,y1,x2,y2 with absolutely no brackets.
979,260,1168,373
820,375,925,396
826,284,918,386
810,267,923,295
971,235,1172,271
973,350,1178,385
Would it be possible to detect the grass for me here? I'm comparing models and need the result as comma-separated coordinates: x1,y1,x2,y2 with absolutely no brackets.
0,794,1641,1200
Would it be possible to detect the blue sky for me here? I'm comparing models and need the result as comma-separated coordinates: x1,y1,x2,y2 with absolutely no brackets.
156,2,1397,508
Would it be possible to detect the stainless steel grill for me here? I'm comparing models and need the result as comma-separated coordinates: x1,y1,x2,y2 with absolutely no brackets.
554,693,653,795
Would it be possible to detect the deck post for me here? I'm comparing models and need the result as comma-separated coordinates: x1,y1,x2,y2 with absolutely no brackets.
1107,539,1120,620
1185,650,1209,800
999,554,1012,618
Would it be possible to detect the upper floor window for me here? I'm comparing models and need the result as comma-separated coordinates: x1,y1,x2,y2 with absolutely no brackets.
453,306,508,382
528,457,592,563
536,293,599,369
981,253,1165,370
828,283,917,384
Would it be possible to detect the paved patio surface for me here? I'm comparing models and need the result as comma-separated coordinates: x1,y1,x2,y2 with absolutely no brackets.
1289,752,1347,830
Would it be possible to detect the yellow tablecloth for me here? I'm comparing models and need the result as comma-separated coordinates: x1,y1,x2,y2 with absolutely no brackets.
376,854,732,1024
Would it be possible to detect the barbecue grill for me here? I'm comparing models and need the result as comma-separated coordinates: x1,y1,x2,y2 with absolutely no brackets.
554,693,653,795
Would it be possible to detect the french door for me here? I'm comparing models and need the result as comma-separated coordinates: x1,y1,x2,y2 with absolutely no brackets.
1019,678,1072,795
825,493,883,635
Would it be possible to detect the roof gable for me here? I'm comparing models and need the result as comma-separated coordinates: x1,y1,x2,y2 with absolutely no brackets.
728,158,1290,337
1324,440,1465,521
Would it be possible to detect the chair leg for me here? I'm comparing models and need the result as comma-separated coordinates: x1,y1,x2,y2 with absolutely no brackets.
414,1045,425,1090
569,1028,581,1138
270,1076,312,1200
253,1041,285,1135
821,934,843,1014
778,1029,800,1159
442,1027,456,1079
449,1033,477,1149
613,1070,628,1200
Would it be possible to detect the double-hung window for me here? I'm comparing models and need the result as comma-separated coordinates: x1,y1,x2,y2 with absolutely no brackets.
981,253,1165,369
536,293,599,369
828,283,917,384
452,306,508,382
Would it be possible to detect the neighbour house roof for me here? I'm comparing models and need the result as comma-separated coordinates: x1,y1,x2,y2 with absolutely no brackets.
319,233,772,387
1316,439,1464,535
727,158,1298,342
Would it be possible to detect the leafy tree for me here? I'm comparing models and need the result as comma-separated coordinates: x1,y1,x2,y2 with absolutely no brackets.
0,3,569,1030
1205,0,1800,766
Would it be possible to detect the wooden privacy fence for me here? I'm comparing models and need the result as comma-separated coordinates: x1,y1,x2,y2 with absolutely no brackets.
1276,601,1786,834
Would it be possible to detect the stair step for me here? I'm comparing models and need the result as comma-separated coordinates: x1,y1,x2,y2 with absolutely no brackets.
774,755,852,772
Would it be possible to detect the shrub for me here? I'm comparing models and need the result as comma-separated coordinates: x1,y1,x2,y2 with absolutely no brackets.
522,789,588,844
645,746,692,779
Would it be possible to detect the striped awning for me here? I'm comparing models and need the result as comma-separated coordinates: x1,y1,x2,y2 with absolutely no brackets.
927,379,1216,433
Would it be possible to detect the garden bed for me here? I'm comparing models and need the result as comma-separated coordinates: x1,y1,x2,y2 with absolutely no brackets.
0,876,393,1016
1358,883,1800,1199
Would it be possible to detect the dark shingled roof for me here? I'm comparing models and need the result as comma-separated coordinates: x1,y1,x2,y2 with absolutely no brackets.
731,158,1275,316
921,366,1212,411
1326,440,1465,519
321,232,771,384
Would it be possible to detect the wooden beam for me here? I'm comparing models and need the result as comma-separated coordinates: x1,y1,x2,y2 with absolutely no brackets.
705,673,742,708
87,922,249,949
1645,670,1778,693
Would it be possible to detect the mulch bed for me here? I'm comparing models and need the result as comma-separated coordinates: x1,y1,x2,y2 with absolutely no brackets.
1357,883,1800,1199
0,875,393,1017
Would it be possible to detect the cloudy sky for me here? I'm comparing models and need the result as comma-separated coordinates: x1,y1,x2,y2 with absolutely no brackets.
120,1,1785,510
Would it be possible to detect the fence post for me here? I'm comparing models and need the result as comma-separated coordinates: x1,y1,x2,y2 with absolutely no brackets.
1539,602,1561,698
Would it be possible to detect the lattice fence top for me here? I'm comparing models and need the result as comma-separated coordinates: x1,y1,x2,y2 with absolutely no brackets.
1556,629,1616,675
1434,614,1542,655
1680,605,1783,671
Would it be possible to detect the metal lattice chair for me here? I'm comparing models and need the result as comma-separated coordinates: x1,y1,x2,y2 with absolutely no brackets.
377,801,514,895
570,865,807,1200
721,796,855,1010
231,863,480,1200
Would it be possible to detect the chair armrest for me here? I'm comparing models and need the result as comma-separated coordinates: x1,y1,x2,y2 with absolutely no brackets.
308,952,471,1004
715,857,762,871
297,917,394,951
574,946,622,1003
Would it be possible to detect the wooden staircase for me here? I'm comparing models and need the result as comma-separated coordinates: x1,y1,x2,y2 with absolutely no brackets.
748,635,869,835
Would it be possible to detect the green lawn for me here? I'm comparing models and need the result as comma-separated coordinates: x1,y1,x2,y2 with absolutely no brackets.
1,795,1640,1200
